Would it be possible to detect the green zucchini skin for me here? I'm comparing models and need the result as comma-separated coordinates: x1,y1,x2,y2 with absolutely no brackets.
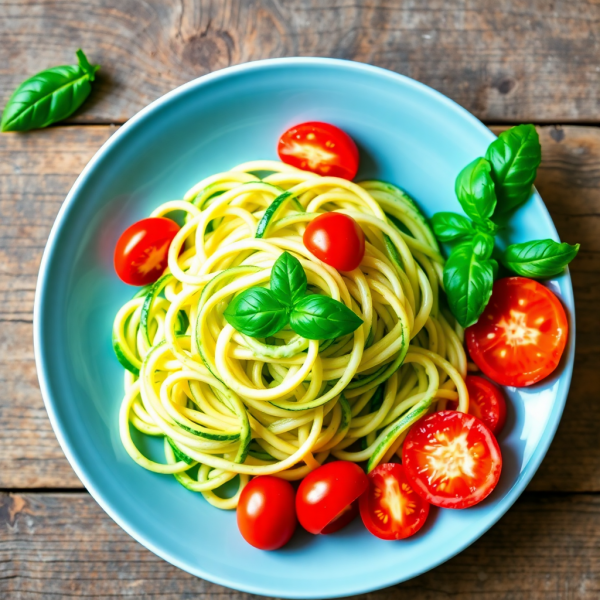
112,335,140,376
366,395,433,473
255,191,304,238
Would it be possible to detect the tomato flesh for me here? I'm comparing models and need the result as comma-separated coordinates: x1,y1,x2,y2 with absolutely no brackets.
296,461,368,535
359,463,430,540
303,212,365,271
237,476,297,550
402,411,502,509
466,277,568,387
447,375,507,435
278,121,359,180
114,217,180,286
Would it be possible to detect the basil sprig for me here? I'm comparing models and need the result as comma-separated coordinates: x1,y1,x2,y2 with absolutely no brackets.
503,239,580,278
431,124,578,328
223,252,363,340
1,49,99,132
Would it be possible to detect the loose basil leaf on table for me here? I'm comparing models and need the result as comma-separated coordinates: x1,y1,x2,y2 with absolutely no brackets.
270,251,307,307
290,295,363,340
430,212,476,242
485,124,541,216
455,157,497,228
443,241,497,328
223,287,288,338
503,239,579,278
1,49,99,132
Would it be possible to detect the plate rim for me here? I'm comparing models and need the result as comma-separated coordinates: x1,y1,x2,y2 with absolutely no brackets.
33,56,576,598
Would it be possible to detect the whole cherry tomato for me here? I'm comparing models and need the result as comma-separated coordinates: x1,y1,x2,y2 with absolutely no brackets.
466,277,568,387
359,463,430,540
303,213,365,271
447,375,507,435
237,475,297,550
296,461,368,535
114,217,180,286
402,411,502,509
278,122,359,180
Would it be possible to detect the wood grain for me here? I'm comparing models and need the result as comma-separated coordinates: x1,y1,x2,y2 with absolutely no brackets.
1,0,600,124
0,124,598,491
0,491,598,599
0,127,115,488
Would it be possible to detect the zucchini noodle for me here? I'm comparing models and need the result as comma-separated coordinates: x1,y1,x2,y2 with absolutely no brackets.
113,160,469,508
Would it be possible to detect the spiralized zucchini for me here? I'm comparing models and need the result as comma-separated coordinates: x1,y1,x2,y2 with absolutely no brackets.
113,160,469,509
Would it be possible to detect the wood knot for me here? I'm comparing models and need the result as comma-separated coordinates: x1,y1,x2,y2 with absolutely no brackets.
550,126,565,143
182,29,234,72
494,77,517,95
0,494,29,527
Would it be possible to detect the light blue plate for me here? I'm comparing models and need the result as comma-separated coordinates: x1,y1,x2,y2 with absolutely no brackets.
34,58,575,598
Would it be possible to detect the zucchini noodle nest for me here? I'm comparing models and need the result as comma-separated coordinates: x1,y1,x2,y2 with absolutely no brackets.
113,160,469,510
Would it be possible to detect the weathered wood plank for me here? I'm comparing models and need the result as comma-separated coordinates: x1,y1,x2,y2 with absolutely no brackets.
0,492,598,599
0,125,598,490
1,0,600,124
0,127,115,488
492,126,600,492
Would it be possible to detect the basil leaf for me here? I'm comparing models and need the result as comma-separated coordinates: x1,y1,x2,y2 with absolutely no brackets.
431,212,476,242
290,295,363,340
485,124,541,216
472,231,495,259
455,157,497,228
443,242,497,328
223,287,288,338
503,239,579,278
270,251,307,307
1,49,99,132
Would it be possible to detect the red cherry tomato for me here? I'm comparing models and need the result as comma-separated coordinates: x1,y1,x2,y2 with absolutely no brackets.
278,122,359,180
114,217,180,286
237,476,297,550
359,463,430,540
402,411,502,509
296,461,368,535
446,375,507,435
466,277,569,387
303,213,365,271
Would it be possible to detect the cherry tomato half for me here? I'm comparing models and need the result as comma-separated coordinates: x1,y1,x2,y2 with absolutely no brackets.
447,375,507,435
296,461,368,535
278,122,359,180
114,217,180,286
237,476,297,550
466,277,569,387
402,411,502,509
359,463,430,540
303,213,365,271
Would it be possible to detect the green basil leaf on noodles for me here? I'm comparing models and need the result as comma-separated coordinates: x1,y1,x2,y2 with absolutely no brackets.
223,287,288,338
290,295,363,340
270,251,307,307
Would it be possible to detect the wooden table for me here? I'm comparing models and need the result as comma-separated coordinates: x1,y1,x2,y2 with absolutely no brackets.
1,2,599,598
